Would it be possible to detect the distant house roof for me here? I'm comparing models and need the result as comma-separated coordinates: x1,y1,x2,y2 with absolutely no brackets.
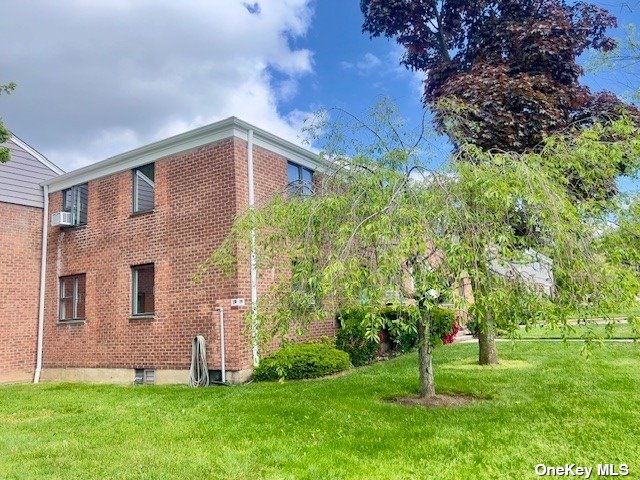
42,116,329,193
0,135,63,208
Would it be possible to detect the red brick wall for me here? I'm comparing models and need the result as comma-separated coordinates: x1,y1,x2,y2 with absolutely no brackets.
233,141,335,358
43,137,335,377
0,202,42,382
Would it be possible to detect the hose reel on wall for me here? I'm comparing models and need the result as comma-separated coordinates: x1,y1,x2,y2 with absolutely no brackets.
188,335,209,387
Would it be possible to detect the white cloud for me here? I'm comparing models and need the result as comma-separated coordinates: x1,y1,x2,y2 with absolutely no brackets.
340,52,382,74
0,0,316,170
341,49,423,95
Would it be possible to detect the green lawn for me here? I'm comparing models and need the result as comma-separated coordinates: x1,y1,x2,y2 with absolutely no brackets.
1,342,639,479
509,321,639,340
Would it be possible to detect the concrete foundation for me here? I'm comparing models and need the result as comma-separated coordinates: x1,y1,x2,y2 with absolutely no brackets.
40,367,253,385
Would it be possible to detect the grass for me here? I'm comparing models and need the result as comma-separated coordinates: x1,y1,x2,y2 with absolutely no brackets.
569,305,640,321
2,342,640,479
508,321,639,340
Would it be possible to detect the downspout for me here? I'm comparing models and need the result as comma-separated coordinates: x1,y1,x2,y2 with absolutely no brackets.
34,184,49,383
247,129,259,366
216,307,227,383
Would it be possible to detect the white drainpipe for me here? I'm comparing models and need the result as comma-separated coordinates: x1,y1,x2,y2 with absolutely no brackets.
216,307,226,383
247,129,259,366
34,184,49,383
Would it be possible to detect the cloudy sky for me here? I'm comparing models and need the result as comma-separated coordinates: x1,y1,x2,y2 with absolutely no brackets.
1,0,639,180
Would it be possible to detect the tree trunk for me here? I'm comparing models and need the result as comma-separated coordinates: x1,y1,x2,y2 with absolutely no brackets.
478,314,499,365
417,308,436,398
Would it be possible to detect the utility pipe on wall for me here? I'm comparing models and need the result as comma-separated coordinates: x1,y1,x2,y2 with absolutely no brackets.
247,129,259,366
216,307,226,383
34,184,49,383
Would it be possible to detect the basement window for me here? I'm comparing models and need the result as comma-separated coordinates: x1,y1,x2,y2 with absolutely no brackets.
59,274,86,321
133,163,155,213
287,161,314,196
62,184,88,226
132,264,155,316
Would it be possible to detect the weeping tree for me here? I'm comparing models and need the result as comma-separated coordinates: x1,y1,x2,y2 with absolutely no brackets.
198,104,635,397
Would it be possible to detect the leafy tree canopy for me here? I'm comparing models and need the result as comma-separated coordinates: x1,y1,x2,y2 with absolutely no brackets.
198,102,638,396
361,0,639,161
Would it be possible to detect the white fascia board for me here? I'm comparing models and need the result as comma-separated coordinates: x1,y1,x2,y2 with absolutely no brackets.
231,119,331,173
42,120,238,192
10,135,65,175
42,117,330,193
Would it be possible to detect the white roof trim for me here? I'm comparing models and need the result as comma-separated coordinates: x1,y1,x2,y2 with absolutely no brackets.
42,117,330,193
10,134,65,175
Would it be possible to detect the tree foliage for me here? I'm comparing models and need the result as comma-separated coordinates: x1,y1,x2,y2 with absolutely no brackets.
0,81,16,164
198,102,636,397
597,195,640,280
361,1,638,163
594,24,640,101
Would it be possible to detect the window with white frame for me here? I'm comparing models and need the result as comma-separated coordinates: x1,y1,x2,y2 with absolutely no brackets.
133,163,155,213
132,264,155,316
59,274,86,321
62,184,88,226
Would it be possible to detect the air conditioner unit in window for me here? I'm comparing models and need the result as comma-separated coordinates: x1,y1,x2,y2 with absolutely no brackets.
51,211,73,226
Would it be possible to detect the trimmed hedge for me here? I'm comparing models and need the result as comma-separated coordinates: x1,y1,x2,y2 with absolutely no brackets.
254,341,351,381
335,308,378,366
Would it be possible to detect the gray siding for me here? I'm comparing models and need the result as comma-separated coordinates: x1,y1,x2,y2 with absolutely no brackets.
0,139,59,208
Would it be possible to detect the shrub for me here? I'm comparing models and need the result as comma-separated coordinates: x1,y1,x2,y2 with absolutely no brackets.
380,305,419,353
431,306,458,344
382,305,458,350
335,308,378,366
254,341,351,381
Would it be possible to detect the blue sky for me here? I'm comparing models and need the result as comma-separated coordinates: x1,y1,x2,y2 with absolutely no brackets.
0,0,638,193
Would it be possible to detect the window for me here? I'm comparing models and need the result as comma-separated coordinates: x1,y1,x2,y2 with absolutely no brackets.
287,161,314,196
133,163,155,213
62,184,88,226
59,274,86,321
132,264,155,316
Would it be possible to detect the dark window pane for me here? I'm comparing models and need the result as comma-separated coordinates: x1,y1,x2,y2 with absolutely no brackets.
62,185,88,226
133,264,155,315
287,162,300,185
63,189,73,212
302,168,313,195
77,184,88,225
287,161,314,196
138,163,154,182
76,276,86,319
134,164,155,212
60,278,73,299
60,299,73,320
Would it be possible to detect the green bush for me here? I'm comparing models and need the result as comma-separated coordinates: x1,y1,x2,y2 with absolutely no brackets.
380,305,419,353
430,306,458,345
381,305,457,350
254,341,351,381
335,308,378,366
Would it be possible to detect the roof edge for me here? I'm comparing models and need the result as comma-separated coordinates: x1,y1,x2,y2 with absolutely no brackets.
10,134,65,175
42,116,328,192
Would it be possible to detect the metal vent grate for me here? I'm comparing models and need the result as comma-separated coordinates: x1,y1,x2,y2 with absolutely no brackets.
134,368,156,385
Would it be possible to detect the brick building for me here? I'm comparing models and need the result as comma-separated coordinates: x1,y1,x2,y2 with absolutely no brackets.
0,135,63,383
35,117,334,384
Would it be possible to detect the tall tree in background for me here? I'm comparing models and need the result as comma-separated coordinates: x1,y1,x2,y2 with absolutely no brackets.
0,81,16,164
361,1,639,196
